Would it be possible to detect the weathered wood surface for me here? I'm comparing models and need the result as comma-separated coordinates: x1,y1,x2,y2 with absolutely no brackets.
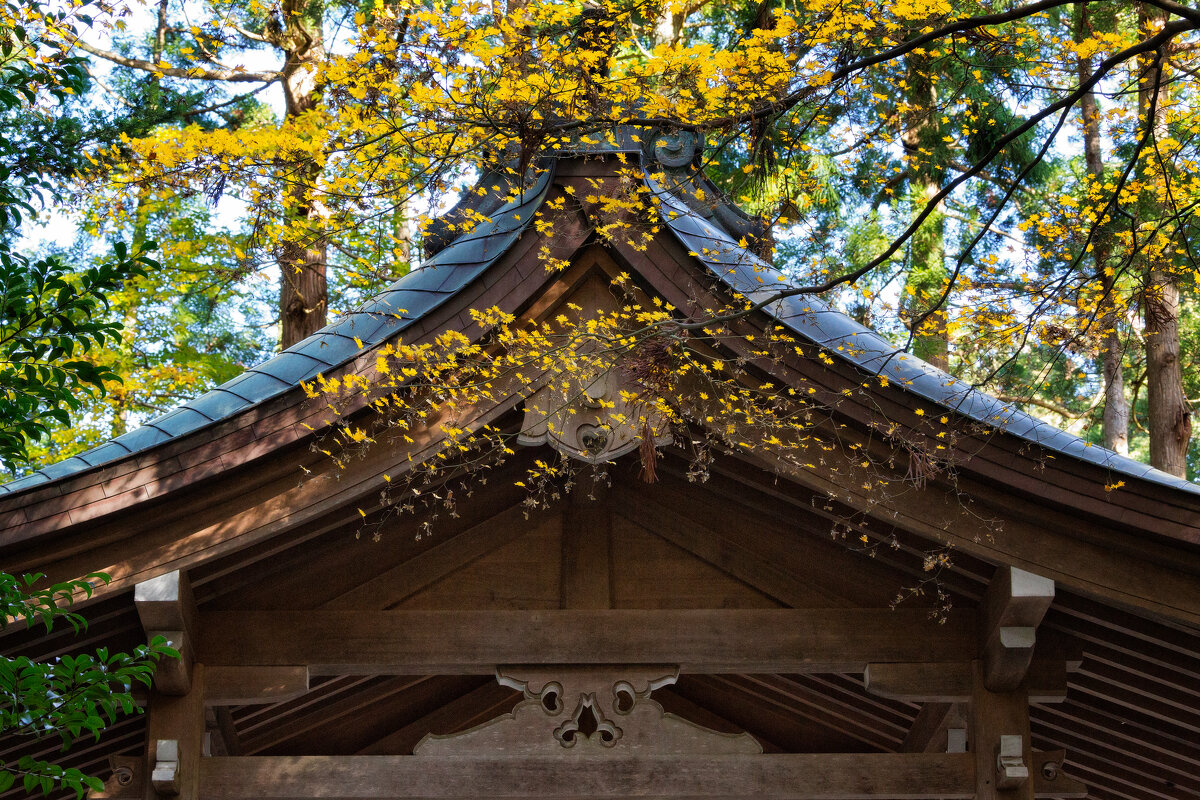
970,661,1034,800
135,570,196,695
196,609,976,674
865,659,1067,704
198,753,976,799
983,567,1055,691
204,666,309,707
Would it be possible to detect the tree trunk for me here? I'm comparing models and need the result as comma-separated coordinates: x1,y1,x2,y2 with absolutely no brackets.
1076,4,1128,455
276,0,328,349
1138,2,1190,476
900,51,949,371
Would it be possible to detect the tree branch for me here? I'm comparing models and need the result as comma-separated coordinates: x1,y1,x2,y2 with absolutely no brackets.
68,38,282,83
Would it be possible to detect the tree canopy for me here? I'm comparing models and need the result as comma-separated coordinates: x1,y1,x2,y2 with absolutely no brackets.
11,0,1200,480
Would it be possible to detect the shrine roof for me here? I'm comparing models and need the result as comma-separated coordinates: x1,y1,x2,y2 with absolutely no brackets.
3,152,1196,497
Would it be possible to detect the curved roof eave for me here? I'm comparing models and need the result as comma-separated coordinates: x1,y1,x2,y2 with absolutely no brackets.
4,153,1197,500
0,166,557,496
643,170,1200,497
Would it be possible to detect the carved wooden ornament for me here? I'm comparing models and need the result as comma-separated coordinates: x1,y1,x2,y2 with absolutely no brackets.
414,667,761,756
517,369,671,464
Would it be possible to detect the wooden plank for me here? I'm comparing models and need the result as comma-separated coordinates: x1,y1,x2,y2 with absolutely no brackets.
983,567,1056,692
205,666,309,707
865,660,1067,704
359,681,521,755
196,609,977,674
199,753,976,799
615,484,857,608
321,501,537,610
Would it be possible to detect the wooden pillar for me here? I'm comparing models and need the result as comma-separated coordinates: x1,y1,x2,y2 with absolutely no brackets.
970,660,1033,800
145,664,207,800
561,477,612,609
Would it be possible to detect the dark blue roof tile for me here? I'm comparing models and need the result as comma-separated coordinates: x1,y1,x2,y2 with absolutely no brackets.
112,424,173,452
0,474,49,493
184,389,252,420
150,407,214,438
285,332,362,365
38,458,93,480
219,370,294,404
74,441,133,467
248,352,329,386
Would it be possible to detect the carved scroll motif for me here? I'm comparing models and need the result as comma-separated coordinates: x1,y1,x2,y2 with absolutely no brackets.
413,667,761,756
516,370,671,465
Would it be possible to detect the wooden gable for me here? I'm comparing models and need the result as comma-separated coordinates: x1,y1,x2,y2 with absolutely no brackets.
2,155,1200,800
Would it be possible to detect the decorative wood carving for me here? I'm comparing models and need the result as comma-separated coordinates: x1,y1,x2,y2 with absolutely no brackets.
414,667,761,755
86,756,143,799
517,368,671,464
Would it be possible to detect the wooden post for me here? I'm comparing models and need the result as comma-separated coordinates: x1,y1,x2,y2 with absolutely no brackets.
562,477,612,609
142,664,206,800
970,661,1033,800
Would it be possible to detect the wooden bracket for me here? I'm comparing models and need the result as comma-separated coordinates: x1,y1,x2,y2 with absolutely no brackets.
982,566,1055,691
996,734,1030,789
136,571,197,695
151,739,180,795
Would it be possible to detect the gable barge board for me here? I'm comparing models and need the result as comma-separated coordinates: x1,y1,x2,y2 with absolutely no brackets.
198,752,976,800
0,198,587,560
605,228,1200,537
195,608,976,675
606,230,1193,543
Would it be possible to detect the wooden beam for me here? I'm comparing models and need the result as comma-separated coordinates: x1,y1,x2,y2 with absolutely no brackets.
199,753,976,799
900,703,966,754
196,609,976,674
204,666,310,707
982,567,1055,692
135,570,196,695
865,659,1067,704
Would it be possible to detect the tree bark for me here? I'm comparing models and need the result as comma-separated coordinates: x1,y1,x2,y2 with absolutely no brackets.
900,51,949,371
1138,2,1191,476
275,0,328,348
1076,3,1129,455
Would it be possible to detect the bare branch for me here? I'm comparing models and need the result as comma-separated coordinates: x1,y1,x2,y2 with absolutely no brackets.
68,38,282,83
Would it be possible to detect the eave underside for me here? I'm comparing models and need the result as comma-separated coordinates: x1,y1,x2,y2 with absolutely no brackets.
3,452,1199,800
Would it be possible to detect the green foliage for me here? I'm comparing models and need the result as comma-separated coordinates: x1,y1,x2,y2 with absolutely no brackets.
0,2,161,471
0,572,176,798
0,249,156,471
